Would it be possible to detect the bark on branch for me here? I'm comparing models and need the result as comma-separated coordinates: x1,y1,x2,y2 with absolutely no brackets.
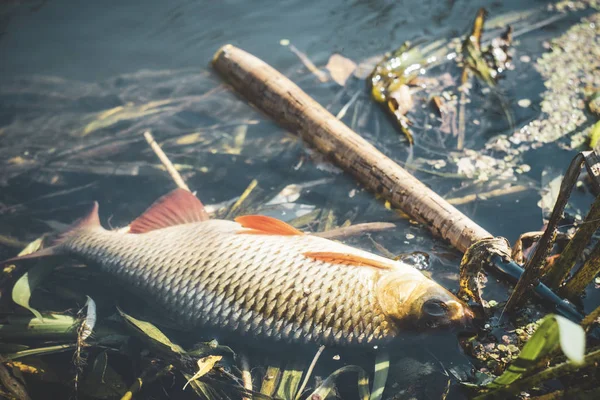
212,44,492,253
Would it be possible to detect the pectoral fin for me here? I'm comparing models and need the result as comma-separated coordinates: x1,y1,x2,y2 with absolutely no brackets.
304,252,394,270
235,215,304,236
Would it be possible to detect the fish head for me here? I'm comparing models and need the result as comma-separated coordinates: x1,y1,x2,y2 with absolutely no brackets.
377,271,475,332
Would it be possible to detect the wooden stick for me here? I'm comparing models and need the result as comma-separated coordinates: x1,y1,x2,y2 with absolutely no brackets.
212,45,492,253
143,131,191,192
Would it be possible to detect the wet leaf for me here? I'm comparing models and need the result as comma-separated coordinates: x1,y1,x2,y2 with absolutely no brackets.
7,359,64,384
276,366,303,400
260,364,281,396
371,351,390,400
2,344,76,361
0,314,78,340
182,355,222,390
10,238,49,319
181,373,224,399
309,365,369,400
117,307,185,355
81,351,127,399
0,363,31,400
81,99,182,136
485,314,584,389
326,54,357,86
388,84,413,116
79,296,96,341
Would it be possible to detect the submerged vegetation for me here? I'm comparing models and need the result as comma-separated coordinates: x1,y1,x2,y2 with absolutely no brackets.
1,1,600,399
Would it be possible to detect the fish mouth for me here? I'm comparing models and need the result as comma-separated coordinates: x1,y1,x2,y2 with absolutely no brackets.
412,285,480,334
451,301,483,338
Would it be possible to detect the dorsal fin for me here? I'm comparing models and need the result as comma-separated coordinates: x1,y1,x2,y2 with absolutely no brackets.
304,251,394,270
235,215,304,236
129,189,209,234
53,202,101,244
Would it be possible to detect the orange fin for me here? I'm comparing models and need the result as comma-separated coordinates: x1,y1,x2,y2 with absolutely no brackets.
235,215,304,236
130,189,209,234
304,252,394,270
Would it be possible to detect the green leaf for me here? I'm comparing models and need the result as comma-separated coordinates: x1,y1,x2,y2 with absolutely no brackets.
260,364,281,396
80,350,127,399
485,314,585,390
370,351,390,400
276,366,303,400
0,313,78,339
10,238,53,319
309,365,370,400
555,315,585,364
2,344,76,361
117,307,185,355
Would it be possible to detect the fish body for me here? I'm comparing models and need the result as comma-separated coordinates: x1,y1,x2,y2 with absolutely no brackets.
7,189,473,347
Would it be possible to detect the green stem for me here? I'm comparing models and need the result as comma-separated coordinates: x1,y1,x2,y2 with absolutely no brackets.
475,348,600,399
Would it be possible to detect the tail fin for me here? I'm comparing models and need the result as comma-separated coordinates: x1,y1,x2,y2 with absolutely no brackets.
1,202,101,265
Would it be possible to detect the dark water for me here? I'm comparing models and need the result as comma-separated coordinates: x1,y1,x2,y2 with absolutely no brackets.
0,0,597,399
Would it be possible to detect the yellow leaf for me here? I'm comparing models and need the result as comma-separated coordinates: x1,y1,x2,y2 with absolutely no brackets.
183,355,222,390
176,133,203,145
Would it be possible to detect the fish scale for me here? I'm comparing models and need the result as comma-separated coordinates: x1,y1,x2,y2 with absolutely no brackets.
61,219,403,346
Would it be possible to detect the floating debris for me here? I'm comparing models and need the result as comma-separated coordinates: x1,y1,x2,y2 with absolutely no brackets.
325,54,357,86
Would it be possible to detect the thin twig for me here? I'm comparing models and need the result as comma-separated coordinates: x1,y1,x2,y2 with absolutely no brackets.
295,345,325,400
446,185,530,206
239,353,253,400
143,130,190,191
287,44,328,83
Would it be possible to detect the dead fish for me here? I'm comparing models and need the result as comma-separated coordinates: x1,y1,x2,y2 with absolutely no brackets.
5,189,474,347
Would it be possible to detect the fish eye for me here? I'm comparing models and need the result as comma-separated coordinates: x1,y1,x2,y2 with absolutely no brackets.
422,299,449,317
